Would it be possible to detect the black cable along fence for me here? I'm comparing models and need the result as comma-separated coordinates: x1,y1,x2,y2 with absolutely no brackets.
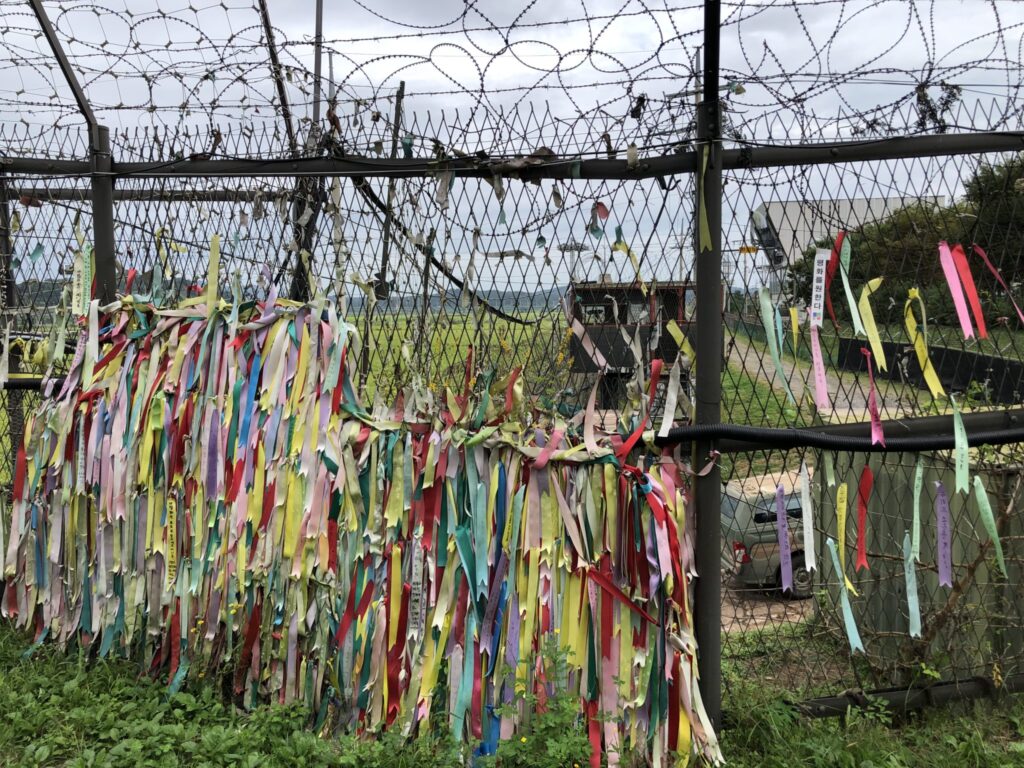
1,0,1024,748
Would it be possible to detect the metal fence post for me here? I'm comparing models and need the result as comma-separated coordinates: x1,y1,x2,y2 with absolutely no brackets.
91,125,117,304
693,0,723,730
0,171,24,471
28,0,116,305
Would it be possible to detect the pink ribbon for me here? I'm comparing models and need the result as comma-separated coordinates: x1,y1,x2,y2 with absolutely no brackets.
809,324,830,412
951,243,987,339
939,241,974,339
533,428,564,469
862,348,885,447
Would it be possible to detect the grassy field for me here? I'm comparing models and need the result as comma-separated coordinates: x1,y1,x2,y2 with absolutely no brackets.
1,622,1023,767
347,309,566,402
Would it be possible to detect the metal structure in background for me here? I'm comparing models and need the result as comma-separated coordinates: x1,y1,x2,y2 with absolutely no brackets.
3,0,1024,733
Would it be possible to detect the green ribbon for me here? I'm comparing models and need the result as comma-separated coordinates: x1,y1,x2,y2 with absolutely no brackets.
758,287,796,406
838,238,866,336
902,531,921,638
826,537,864,653
973,476,1006,577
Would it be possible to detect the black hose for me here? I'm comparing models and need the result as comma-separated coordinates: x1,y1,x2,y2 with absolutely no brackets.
654,422,1024,452
3,377,63,391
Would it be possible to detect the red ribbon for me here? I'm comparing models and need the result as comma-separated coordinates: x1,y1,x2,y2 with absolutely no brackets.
973,244,1024,326
824,230,846,330
334,578,375,648
586,698,602,768
615,359,664,460
234,597,263,694
12,444,27,502
856,466,873,572
861,348,885,447
951,243,987,339
586,562,660,627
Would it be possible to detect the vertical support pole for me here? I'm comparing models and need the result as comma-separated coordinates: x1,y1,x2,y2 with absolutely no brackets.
360,80,405,388
0,173,24,471
91,124,117,304
693,0,723,730
0,174,16,321
312,0,324,127
28,0,116,303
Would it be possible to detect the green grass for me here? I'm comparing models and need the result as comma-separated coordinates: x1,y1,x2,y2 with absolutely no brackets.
347,310,564,402
723,682,1024,768
0,622,462,768
3,621,1024,767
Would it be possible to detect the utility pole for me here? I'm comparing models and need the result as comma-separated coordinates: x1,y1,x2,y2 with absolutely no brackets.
692,0,723,731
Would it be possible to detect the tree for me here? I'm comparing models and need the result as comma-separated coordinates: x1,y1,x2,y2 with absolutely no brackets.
788,153,1024,332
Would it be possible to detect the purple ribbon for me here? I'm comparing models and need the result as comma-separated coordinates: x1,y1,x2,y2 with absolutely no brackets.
935,481,952,587
776,485,792,593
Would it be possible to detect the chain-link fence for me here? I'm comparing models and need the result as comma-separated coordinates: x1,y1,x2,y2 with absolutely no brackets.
3,0,1024,735
715,134,1024,708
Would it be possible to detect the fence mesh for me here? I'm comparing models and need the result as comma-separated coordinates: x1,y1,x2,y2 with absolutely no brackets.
3,0,1024,723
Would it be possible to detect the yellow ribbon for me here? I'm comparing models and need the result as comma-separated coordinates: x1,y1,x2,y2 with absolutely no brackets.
904,288,945,399
789,307,800,352
858,277,886,372
836,482,857,595
666,319,696,375
166,496,178,584
207,234,221,315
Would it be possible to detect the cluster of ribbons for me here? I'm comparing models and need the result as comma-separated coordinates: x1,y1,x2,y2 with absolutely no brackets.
0,292,721,767
785,450,1005,656
749,234,1019,658
760,236,1024,444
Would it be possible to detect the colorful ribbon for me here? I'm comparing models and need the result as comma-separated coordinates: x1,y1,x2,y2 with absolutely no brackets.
973,476,1006,578
972,244,1024,327
939,241,975,340
862,348,885,447
826,537,864,654
904,288,946,399
809,324,830,412
799,461,815,573
857,277,886,371
912,455,923,563
902,531,921,638
935,481,953,588
824,233,844,330
951,243,987,339
758,287,796,406
951,394,969,495
838,237,866,337
1,295,722,767
855,466,873,572
775,485,793,594
835,481,856,595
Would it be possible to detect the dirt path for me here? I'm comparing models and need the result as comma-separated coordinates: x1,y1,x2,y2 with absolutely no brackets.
726,332,917,423
721,581,814,634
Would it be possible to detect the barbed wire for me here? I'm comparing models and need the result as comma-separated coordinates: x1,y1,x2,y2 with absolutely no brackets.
0,0,1020,160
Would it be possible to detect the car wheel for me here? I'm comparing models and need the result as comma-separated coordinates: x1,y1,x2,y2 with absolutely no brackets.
779,553,814,600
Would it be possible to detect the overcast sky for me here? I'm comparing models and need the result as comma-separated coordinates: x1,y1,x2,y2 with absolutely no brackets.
1,1,1022,298
2,1,1022,141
